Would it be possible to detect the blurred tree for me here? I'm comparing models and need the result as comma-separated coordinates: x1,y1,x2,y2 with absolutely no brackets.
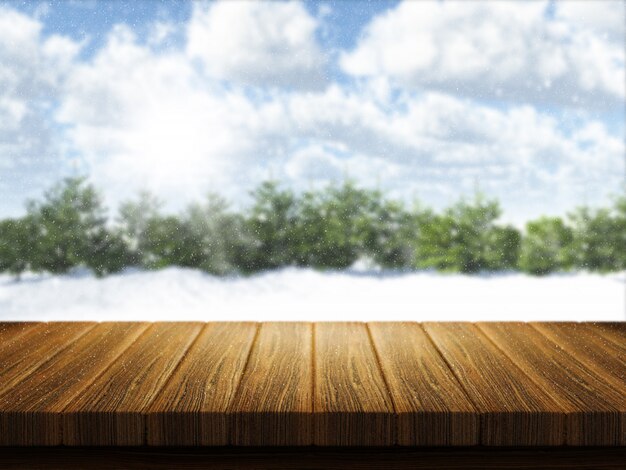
519,217,573,275
1,177,623,277
140,216,203,269
26,177,129,275
0,216,38,280
485,226,522,271
294,181,378,269
244,181,299,272
86,227,134,277
568,205,623,272
416,194,504,273
615,195,626,269
414,211,456,271
117,191,163,266
363,198,416,269
186,194,251,275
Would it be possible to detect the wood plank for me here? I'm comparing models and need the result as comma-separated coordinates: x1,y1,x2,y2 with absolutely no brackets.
588,322,626,351
0,322,95,397
0,323,149,445
0,322,41,346
478,322,624,446
1,447,625,470
368,322,478,446
146,322,258,446
314,322,395,446
531,322,625,378
0,321,622,449
228,322,312,446
423,322,564,446
63,322,203,446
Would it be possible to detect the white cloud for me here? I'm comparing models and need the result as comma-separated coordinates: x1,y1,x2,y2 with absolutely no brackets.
284,144,400,187
0,6,81,215
57,21,624,221
556,0,625,42
0,2,623,225
148,21,177,47
186,0,326,89
341,0,625,109
285,145,347,181
275,86,623,221
57,25,267,208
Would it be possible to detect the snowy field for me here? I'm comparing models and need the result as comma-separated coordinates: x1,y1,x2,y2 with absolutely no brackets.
0,267,624,321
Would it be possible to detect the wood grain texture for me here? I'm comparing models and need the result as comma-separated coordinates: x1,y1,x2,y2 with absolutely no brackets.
0,322,41,347
0,323,149,445
0,322,623,448
478,322,624,446
0,322,95,397
531,322,625,379
423,322,564,446
63,323,203,446
588,322,626,351
228,322,313,446
368,322,478,446
146,322,258,446
531,323,626,446
314,322,395,446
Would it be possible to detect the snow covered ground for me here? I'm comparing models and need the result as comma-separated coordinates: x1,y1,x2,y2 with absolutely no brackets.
1,267,623,321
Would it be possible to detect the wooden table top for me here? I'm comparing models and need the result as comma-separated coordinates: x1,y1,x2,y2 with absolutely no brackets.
0,322,623,447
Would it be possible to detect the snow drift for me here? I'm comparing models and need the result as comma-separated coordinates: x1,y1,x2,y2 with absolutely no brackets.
0,268,623,321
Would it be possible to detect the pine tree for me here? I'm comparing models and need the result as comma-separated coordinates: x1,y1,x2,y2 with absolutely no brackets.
117,191,162,267
415,194,505,273
244,181,298,272
568,206,622,272
519,217,573,275
186,194,251,275
294,181,379,269
0,216,38,280
363,198,416,269
615,195,626,270
485,226,521,271
26,177,129,275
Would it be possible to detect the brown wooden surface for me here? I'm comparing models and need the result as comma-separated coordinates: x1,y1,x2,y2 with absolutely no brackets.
1,447,624,470
530,323,625,379
0,322,149,445
0,321,41,347
229,322,313,446
63,322,203,446
0,322,94,397
368,323,478,446
423,322,564,446
0,321,624,448
147,323,258,446
478,322,625,446
590,322,626,351
314,322,395,446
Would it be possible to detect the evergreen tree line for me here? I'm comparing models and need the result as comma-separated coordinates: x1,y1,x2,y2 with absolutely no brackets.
0,177,624,279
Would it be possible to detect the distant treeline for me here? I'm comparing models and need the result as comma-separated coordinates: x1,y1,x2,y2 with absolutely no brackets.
0,177,624,278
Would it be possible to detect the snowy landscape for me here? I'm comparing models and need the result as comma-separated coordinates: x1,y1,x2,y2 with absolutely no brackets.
1,267,623,322
1,2,624,324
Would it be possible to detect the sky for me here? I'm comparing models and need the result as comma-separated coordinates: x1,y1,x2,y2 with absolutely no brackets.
0,0,624,224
